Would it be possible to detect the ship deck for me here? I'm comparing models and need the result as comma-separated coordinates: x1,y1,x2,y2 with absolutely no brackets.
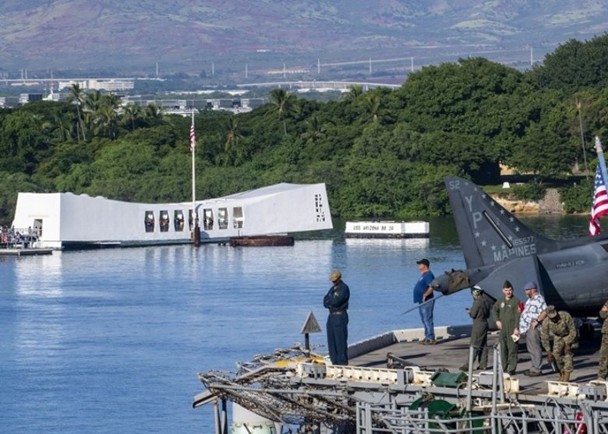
349,324,603,394
195,324,608,433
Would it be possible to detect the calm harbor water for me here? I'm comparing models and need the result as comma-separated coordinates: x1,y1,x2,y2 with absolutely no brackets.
0,215,589,433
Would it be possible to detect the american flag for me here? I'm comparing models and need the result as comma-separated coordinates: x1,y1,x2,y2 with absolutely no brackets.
589,163,608,235
189,121,196,153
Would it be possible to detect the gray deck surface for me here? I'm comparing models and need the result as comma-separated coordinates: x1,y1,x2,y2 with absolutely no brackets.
350,331,603,394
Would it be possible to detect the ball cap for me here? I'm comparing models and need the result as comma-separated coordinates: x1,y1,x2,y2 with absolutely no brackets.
546,305,558,319
416,258,430,267
330,270,342,282
523,281,538,291
471,285,484,296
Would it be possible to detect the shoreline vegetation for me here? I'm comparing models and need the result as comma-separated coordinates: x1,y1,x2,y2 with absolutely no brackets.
2,34,608,225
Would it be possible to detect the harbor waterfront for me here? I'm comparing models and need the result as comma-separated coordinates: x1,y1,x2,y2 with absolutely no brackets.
0,215,590,433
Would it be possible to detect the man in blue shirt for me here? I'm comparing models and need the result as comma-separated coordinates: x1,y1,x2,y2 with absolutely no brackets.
413,258,436,344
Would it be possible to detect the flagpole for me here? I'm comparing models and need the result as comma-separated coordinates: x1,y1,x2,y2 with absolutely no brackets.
595,136,608,184
191,111,200,247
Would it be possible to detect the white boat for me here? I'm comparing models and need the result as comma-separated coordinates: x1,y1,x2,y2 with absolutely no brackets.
344,220,429,238
11,183,332,249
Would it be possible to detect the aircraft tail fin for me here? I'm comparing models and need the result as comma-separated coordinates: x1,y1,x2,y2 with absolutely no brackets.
445,177,556,269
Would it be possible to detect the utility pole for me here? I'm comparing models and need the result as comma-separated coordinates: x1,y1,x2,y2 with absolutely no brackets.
530,46,534,67
577,98,590,179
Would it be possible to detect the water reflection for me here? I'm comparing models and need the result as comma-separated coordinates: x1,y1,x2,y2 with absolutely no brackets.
519,214,589,240
345,237,430,250
0,214,596,434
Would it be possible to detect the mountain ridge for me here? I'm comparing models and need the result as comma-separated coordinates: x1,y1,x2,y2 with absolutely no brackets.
0,0,607,74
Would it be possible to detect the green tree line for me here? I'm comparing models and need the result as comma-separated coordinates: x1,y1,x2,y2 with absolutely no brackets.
2,34,608,224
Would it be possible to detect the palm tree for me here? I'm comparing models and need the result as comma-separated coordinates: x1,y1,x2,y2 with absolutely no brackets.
341,84,364,102
52,112,74,142
269,88,297,136
88,93,121,139
122,103,141,131
364,93,381,123
302,115,328,144
144,103,163,126
66,83,86,142
85,90,103,113
96,104,119,140
224,116,243,156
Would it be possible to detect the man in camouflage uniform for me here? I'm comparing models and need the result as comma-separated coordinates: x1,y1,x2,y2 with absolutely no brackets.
492,280,521,375
598,301,608,380
460,285,493,371
541,305,577,382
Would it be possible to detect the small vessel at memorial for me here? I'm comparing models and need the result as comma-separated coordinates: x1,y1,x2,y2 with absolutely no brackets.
344,220,429,238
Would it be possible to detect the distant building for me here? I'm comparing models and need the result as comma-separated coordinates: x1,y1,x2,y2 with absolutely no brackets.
88,79,134,92
218,99,233,109
119,96,263,115
19,93,43,104
0,96,20,108
58,79,134,92
58,80,88,91
242,98,265,109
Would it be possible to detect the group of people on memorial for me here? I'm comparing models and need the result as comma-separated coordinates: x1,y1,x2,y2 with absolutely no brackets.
323,259,608,384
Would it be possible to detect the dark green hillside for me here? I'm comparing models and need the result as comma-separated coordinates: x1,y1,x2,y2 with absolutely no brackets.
2,35,608,225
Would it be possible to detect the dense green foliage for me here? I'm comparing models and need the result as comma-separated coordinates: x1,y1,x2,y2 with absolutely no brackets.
560,178,595,213
510,183,547,202
2,34,608,224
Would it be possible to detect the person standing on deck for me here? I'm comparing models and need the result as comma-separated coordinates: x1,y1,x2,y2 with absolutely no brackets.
412,258,436,345
542,305,577,382
516,281,548,377
492,280,521,375
323,270,350,365
460,285,493,371
598,301,608,380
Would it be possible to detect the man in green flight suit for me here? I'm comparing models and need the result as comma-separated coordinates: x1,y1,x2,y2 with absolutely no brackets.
492,280,521,375
460,285,493,371
541,305,577,382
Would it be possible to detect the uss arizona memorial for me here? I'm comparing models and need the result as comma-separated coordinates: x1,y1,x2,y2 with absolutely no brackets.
11,183,332,249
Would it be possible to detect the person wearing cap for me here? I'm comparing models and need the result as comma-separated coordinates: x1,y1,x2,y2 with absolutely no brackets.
541,305,577,382
460,285,493,371
492,280,521,375
412,258,436,344
598,301,608,380
323,269,350,365
515,281,548,377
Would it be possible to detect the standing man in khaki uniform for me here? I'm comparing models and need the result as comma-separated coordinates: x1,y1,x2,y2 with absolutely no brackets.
598,301,608,380
492,280,521,375
541,305,577,382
